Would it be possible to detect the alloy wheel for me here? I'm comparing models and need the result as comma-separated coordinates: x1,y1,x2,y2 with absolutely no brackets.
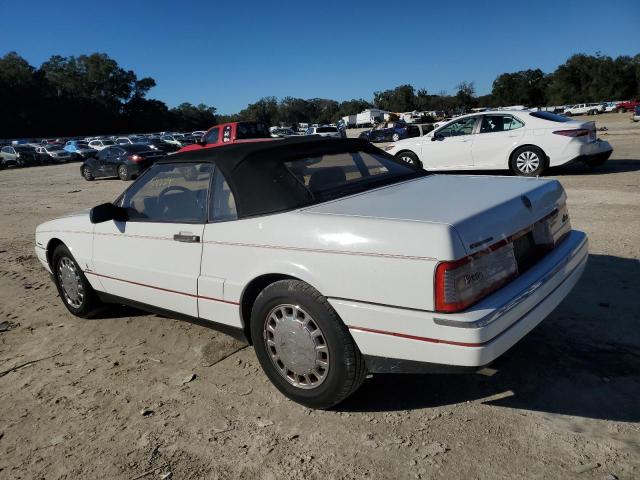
516,151,540,174
263,304,329,389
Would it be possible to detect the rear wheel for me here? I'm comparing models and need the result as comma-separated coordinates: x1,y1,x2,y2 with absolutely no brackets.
510,146,546,177
117,164,131,181
395,151,423,169
52,244,102,318
391,133,400,142
250,280,367,409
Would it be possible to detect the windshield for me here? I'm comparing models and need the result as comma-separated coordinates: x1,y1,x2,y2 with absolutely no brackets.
102,140,115,146
223,148,422,218
16,146,35,152
47,146,64,151
530,111,571,122
316,127,338,133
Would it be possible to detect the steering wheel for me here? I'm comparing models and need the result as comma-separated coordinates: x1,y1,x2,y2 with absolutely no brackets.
158,185,191,201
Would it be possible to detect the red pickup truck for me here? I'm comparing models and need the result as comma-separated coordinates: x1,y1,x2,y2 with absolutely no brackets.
179,121,272,152
615,100,640,113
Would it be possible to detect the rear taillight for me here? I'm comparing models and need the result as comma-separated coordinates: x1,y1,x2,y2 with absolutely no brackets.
435,243,518,313
128,154,143,162
553,129,590,137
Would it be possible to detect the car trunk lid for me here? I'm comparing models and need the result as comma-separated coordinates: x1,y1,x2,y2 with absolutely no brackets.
302,175,566,257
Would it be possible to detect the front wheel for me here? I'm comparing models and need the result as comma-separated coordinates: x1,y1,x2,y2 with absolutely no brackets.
250,280,367,409
81,165,94,181
391,133,400,142
510,146,546,177
52,244,102,318
395,151,423,169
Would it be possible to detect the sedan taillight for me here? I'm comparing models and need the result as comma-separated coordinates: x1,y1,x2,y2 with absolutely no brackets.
435,243,518,313
553,129,590,137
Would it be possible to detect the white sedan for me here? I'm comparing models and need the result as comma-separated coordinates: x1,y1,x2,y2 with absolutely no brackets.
385,110,613,176
88,139,116,151
35,137,588,408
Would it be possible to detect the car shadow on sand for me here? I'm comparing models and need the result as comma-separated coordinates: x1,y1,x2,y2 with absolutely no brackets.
339,254,640,422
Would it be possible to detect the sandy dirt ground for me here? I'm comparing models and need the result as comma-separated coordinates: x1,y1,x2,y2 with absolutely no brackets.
0,113,639,479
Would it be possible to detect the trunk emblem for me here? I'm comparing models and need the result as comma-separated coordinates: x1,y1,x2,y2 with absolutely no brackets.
521,195,533,210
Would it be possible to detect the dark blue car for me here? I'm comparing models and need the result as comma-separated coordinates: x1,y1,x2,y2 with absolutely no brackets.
358,121,421,143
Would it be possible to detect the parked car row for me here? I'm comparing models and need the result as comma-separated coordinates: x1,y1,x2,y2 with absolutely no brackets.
0,144,74,168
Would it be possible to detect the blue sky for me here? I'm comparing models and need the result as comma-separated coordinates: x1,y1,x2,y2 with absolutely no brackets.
1,0,638,113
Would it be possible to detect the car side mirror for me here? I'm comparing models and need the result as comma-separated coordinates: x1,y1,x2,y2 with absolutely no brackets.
90,202,128,224
432,133,444,141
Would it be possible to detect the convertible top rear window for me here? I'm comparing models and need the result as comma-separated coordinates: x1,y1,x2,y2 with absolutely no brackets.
222,148,420,218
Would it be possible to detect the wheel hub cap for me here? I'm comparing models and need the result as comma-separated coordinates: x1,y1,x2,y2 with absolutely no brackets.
516,151,540,173
58,257,83,308
263,304,329,389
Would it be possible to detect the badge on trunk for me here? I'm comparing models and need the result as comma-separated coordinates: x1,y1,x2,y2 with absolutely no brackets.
521,195,533,210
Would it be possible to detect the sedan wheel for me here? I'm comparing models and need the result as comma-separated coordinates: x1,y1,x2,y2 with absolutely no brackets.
392,133,400,142
118,164,130,181
511,146,545,177
82,166,94,181
396,151,423,169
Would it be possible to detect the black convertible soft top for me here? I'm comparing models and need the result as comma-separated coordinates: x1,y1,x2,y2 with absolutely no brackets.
157,135,373,168
157,136,418,218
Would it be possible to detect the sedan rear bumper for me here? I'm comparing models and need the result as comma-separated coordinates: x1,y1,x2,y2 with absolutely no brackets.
553,140,612,167
330,230,588,372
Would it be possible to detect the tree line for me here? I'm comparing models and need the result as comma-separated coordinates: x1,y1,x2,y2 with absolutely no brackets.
1,51,638,138
0,52,217,138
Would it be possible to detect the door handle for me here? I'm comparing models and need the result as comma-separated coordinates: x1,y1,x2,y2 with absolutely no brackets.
173,232,200,243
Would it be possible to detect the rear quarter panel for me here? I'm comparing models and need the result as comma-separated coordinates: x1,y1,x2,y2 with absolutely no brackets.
200,212,464,320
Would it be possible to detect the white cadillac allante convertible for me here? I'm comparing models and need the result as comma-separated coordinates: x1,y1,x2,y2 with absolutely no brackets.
35,137,588,408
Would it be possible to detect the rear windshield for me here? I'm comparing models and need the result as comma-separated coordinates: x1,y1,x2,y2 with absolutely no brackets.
236,122,271,140
102,140,115,146
529,111,571,122
316,127,338,133
124,144,154,152
16,146,35,152
224,149,422,218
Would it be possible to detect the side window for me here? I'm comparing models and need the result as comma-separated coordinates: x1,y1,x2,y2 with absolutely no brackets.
1,147,9,153
97,148,110,160
480,115,506,133
437,117,477,138
210,167,238,221
504,116,524,130
122,163,212,223
203,128,219,145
